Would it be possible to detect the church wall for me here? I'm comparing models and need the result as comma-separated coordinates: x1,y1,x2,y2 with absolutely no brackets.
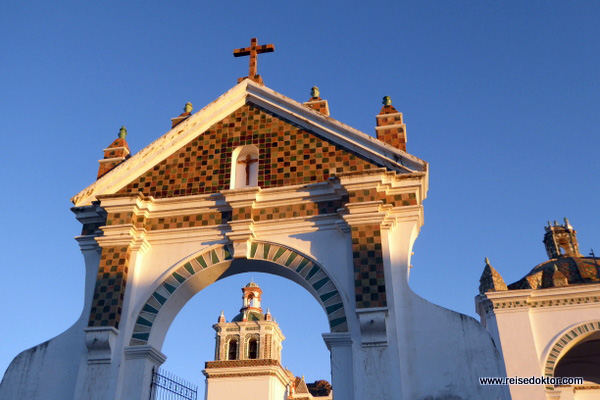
478,284,600,400
0,227,104,400
205,373,287,400
529,297,600,361
0,323,86,400
491,308,543,399
384,219,508,400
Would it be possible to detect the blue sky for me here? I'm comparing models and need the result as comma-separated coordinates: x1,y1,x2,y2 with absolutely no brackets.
1,1,599,393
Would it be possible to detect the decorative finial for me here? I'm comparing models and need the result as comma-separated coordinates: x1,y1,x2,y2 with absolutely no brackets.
118,126,127,139
184,102,193,113
311,86,320,98
564,217,571,228
485,257,491,266
382,96,392,106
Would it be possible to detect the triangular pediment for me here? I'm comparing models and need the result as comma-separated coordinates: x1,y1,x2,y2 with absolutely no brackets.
72,80,427,206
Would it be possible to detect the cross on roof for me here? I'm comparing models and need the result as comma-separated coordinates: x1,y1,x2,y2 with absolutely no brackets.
233,38,274,84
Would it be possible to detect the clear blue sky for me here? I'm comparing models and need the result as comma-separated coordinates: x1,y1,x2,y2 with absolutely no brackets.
1,1,599,393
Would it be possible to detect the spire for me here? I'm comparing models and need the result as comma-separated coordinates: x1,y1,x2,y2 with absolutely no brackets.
376,95,407,151
218,310,225,323
97,126,131,179
479,258,507,294
543,218,581,259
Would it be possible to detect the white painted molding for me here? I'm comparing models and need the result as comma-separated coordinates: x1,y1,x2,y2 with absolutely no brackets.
123,345,167,365
322,332,353,349
356,307,389,347
84,327,119,365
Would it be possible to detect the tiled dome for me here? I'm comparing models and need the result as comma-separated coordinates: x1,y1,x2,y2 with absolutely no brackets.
231,310,265,322
508,257,600,290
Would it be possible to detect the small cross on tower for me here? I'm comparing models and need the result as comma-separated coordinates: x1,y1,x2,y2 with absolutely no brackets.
233,38,274,85
237,154,259,186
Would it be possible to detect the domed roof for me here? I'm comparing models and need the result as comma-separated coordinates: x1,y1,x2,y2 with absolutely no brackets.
231,310,265,322
245,281,259,288
508,256,600,290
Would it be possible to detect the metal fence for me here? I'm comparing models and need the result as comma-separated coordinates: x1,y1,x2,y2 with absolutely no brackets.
150,367,198,400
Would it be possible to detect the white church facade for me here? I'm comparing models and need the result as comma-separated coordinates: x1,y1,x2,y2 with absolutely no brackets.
0,38,597,400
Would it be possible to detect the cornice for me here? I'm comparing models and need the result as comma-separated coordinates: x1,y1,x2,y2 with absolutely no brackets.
252,214,342,236
477,284,600,313
145,226,231,245
123,345,167,365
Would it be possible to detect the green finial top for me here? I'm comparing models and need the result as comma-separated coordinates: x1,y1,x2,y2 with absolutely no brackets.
118,126,127,139
184,102,193,113
311,86,320,98
382,96,392,106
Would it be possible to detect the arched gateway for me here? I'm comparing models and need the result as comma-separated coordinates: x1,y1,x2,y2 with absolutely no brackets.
0,40,505,400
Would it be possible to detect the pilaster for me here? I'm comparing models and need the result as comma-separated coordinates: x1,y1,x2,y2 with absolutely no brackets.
223,187,260,258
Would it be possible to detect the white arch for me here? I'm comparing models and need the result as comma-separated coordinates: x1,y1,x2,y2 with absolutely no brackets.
129,241,348,349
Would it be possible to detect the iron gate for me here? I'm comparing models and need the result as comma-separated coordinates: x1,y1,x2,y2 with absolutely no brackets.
150,367,198,400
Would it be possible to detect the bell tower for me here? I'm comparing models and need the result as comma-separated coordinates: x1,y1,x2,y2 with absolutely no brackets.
543,218,582,259
203,282,289,400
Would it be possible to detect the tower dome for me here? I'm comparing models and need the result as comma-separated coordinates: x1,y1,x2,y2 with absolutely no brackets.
479,219,600,292
509,219,599,290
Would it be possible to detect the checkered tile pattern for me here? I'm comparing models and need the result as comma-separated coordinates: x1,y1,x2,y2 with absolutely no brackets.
116,103,381,198
106,211,134,226
145,212,227,230
232,207,252,220
98,138,130,179
252,198,346,221
303,97,330,116
103,138,130,159
88,246,131,328
508,257,600,290
376,104,406,151
478,264,507,294
352,225,386,308
348,187,417,207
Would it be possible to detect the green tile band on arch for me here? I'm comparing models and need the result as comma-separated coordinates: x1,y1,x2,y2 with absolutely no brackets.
130,242,347,346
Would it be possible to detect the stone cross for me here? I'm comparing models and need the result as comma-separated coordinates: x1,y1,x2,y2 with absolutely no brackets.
233,38,274,82
237,154,258,185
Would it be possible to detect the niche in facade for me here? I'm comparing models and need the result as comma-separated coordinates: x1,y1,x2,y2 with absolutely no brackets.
231,145,259,189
